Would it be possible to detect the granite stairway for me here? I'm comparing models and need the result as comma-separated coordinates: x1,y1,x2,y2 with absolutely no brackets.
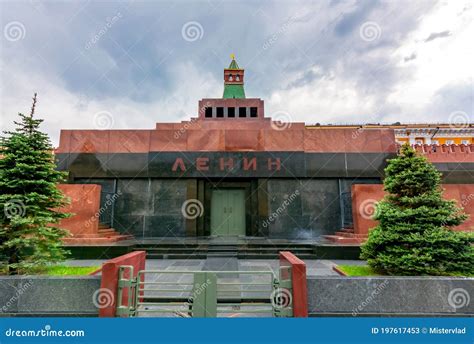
133,241,318,259
63,223,133,244
322,227,367,244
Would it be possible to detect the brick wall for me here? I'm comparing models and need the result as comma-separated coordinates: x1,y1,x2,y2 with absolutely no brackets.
352,184,474,235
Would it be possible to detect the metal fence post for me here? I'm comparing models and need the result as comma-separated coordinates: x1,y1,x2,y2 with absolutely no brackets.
116,265,136,317
273,266,293,317
191,272,217,317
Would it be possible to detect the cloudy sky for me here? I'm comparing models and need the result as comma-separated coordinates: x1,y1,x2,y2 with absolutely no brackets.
1,0,472,145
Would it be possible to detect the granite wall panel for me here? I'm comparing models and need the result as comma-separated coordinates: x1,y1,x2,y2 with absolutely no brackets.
301,179,341,237
307,276,474,316
113,179,187,238
265,179,382,238
266,179,341,238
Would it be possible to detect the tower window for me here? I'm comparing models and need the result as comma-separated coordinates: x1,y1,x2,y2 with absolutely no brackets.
236,75,240,81
239,107,247,117
216,107,224,118
227,107,235,117
205,107,213,118
250,107,258,117
229,74,233,81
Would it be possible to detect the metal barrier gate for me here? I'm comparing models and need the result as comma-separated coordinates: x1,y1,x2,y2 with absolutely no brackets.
116,266,293,317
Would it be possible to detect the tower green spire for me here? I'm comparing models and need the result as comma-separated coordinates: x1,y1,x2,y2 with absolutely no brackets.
228,54,240,69
223,54,245,99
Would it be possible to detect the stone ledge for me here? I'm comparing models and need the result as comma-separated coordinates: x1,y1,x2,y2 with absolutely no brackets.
307,276,474,317
0,276,101,316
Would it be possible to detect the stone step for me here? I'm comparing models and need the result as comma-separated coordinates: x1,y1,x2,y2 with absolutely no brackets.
137,243,314,248
239,253,318,259
245,245,314,249
338,227,355,233
98,229,120,236
145,253,318,260
245,242,314,246
244,248,313,252
322,235,366,244
139,246,313,253
140,246,203,251
147,253,207,259
135,244,202,248
207,246,238,251
63,234,133,244
206,252,238,258
69,231,125,239
133,239,322,259
334,231,368,238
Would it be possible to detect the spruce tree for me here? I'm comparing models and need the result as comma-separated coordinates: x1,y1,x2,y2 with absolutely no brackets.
0,94,70,274
361,144,473,276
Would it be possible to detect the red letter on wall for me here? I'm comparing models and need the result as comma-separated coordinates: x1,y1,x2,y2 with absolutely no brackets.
243,157,257,171
268,158,281,171
172,158,186,172
219,158,234,171
196,157,209,171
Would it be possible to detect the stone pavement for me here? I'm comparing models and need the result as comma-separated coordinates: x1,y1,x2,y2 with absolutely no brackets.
66,258,366,276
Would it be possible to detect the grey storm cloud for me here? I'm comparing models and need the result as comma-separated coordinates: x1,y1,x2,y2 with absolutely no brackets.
404,53,417,62
0,0,470,142
285,68,325,89
425,82,473,119
333,0,378,37
424,30,452,42
1,0,434,101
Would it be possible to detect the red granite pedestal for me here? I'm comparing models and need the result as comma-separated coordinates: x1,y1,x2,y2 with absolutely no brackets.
58,184,132,244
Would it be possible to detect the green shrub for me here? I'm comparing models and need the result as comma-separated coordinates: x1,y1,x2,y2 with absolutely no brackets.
361,144,474,276
0,95,71,274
